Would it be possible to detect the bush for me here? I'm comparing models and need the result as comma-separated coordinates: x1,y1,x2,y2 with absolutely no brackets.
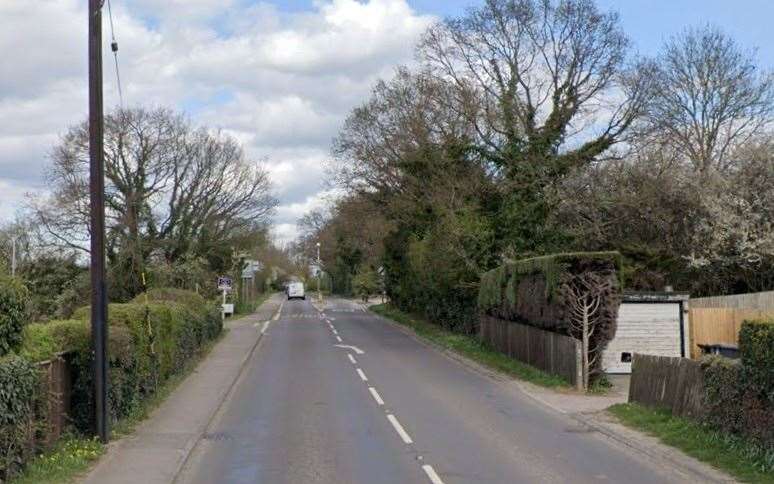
702,320,774,449
739,318,774,402
0,276,30,356
0,355,39,480
14,288,222,435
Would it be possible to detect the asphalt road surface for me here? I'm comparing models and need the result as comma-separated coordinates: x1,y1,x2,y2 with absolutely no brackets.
178,297,697,484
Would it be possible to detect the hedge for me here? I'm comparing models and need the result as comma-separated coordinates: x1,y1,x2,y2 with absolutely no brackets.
703,319,774,448
0,276,30,356
0,355,39,480
0,288,222,479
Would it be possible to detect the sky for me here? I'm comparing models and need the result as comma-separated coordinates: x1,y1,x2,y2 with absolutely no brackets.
1,0,773,245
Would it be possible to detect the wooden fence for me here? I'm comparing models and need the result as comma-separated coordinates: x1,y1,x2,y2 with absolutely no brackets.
37,355,73,447
479,315,582,389
629,354,705,418
688,308,772,358
689,290,774,309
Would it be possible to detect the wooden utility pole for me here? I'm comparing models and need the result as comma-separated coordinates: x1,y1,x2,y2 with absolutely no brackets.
89,0,109,443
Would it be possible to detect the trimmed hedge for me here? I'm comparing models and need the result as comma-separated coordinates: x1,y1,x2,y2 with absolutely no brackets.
703,319,774,449
477,252,622,382
0,276,30,356
1,288,222,479
0,355,39,480
478,252,622,333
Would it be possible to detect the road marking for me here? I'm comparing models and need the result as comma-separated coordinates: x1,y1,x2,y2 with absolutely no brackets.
386,414,413,444
261,321,270,334
368,387,384,405
273,302,284,321
356,368,368,381
422,465,444,484
336,335,343,342
334,344,364,355
348,354,357,365
332,328,338,335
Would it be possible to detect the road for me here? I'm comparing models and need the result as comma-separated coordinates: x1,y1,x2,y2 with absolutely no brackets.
177,297,698,484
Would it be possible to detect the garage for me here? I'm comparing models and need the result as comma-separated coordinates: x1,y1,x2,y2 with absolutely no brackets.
603,292,690,374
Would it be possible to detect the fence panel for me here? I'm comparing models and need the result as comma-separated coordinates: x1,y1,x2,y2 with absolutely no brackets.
688,308,770,358
629,354,705,418
479,315,582,389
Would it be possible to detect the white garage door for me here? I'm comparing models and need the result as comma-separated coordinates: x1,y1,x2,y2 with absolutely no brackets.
603,303,683,374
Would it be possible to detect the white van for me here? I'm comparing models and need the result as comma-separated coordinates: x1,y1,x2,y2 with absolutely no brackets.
287,282,306,300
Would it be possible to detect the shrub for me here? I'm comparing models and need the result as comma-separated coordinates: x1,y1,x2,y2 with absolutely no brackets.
13,289,222,435
0,355,39,480
702,319,774,449
0,276,30,356
738,318,774,402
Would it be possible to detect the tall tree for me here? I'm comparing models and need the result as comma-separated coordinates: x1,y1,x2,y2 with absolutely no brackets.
644,25,774,174
32,107,276,298
418,0,654,251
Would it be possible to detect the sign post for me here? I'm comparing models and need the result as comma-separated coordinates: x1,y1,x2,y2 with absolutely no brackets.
218,276,234,319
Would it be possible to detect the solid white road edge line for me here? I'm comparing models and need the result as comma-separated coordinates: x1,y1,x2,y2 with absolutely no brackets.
356,368,368,381
348,354,357,364
368,387,384,405
386,414,413,444
422,465,444,484
261,321,270,334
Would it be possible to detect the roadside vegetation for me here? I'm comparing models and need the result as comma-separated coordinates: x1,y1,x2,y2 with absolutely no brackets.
295,0,774,337
371,303,568,389
609,403,774,483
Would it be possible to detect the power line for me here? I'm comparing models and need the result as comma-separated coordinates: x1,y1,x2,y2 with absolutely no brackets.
106,0,124,107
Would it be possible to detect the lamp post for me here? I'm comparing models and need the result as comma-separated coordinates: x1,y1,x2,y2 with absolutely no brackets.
316,242,321,302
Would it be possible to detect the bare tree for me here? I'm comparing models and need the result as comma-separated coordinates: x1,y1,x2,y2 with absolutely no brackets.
31,107,276,298
418,0,654,180
645,25,774,174
561,271,616,390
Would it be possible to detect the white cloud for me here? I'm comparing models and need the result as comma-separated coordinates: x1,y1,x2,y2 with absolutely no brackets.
0,0,434,241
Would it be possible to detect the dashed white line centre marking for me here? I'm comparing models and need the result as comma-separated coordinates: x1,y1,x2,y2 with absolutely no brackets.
356,368,368,381
386,414,413,444
336,335,343,342
422,465,445,484
348,354,357,364
368,387,384,405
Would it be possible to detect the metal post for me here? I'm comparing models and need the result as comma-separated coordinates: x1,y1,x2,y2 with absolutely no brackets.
89,0,109,444
316,242,322,302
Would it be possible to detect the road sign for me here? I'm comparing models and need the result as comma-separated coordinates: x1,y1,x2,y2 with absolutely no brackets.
218,276,233,291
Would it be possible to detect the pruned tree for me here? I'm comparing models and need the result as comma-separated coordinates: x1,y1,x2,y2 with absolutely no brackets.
644,25,774,174
560,271,617,390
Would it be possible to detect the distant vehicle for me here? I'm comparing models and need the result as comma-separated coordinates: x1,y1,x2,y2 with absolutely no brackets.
287,282,305,300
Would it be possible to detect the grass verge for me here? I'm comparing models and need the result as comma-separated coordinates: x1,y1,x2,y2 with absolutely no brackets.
10,437,104,484
370,303,568,389
10,329,228,483
609,403,774,483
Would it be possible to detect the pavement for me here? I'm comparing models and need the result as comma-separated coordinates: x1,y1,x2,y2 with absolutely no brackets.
84,295,734,484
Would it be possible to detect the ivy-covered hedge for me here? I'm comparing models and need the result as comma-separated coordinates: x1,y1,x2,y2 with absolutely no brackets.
478,252,622,381
0,276,30,356
0,355,39,481
478,252,622,331
1,288,222,479
703,319,774,448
